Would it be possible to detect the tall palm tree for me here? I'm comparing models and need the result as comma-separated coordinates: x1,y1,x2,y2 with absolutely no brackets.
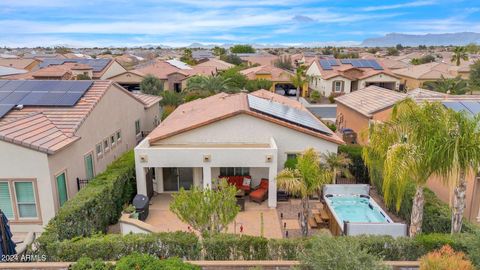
290,65,308,101
423,75,468,95
322,152,352,184
435,110,480,233
186,75,238,95
451,46,469,66
363,99,448,237
276,148,332,236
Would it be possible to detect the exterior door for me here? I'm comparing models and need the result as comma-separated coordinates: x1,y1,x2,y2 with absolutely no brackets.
84,153,95,180
178,168,193,190
162,168,193,191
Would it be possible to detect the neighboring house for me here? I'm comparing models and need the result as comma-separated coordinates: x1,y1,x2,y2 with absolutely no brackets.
133,59,217,92
4,63,95,80
135,90,343,208
0,80,161,233
107,70,146,92
335,86,480,224
392,62,466,90
195,58,234,71
192,50,214,61
239,54,279,66
0,66,27,78
377,58,410,70
37,58,127,80
240,65,308,97
306,59,400,97
0,59,41,71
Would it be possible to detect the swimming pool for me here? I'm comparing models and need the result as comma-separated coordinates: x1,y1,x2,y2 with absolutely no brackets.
328,196,389,224
323,184,407,237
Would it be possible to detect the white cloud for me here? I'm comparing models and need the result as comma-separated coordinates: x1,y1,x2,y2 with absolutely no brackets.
362,0,436,11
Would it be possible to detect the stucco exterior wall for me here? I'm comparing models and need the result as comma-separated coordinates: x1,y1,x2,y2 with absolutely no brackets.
336,103,370,144
359,73,400,90
108,72,144,84
157,114,339,169
0,141,53,233
100,61,127,80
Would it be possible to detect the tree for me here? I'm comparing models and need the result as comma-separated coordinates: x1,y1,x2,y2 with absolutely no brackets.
76,74,91,80
468,60,480,92
423,75,468,95
290,65,308,101
54,46,72,54
322,152,352,184
411,55,435,65
180,48,196,65
169,179,239,235
186,75,237,94
451,46,468,66
276,148,332,236
212,46,226,56
435,109,480,233
396,44,404,50
140,75,164,95
220,67,248,89
160,91,183,107
230,44,255,54
386,47,399,56
419,245,475,270
465,43,480,54
300,235,388,270
273,55,293,70
245,79,272,92
363,99,449,237
220,54,243,65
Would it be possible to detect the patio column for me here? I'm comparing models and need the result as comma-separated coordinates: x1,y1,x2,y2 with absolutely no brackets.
268,163,278,208
203,166,212,189
135,165,147,196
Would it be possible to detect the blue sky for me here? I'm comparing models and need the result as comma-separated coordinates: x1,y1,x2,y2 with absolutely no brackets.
0,0,479,47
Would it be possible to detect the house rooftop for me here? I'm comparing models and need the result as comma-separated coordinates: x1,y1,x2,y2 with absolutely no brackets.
148,89,343,145
392,62,457,80
240,65,293,82
314,59,398,80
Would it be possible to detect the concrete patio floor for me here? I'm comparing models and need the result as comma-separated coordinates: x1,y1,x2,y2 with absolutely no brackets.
145,193,283,239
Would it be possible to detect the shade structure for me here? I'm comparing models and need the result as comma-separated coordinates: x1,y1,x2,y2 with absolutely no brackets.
0,209,16,258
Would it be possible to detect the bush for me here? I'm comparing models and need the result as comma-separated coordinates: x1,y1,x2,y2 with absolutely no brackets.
230,45,255,54
220,54,243,66
245,79,273,92
115,253,199,270
71,257,114,270
328,94,335,104
300,235,388,270
140,75,164,96
309,91,321,103
419,245,475,270
284,157,298,169
39,232,201,262
161,105,176,120
338,145,369,183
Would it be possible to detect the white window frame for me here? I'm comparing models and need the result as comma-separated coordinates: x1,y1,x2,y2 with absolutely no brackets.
135,120,141,137
103,138,110,153
110,134,116,148
334,81,343,93
1,179,42,222
95,143,103,159
116,130,122,143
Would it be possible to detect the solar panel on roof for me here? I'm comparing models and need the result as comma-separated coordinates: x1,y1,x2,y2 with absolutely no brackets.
459,101,480,115
1,81,25,92
442,101,470,114
319,60,333,70
370,60,384,70
68,81,93,92
2,91,29,104
0,104,14,118
56,92,84,106
0,81,9,88
247,95,332,135
39,58,111,72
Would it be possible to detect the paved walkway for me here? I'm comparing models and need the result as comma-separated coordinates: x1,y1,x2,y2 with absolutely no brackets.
145,194,283,238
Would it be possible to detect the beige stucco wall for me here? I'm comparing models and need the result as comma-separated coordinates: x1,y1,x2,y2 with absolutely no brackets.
359,73,400,90
107,71,144,84
157,114,339,170
0,141,53,233
336,103,370,144
100,61,128,80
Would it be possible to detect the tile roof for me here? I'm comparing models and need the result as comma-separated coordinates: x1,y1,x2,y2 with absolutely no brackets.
0,66,27,77
0,59,38,69
335,86,407,117
0,80,148,154
240,65,294,82
132,92,162,108
148,89,343,145
195,59,234,71
314,59,398,80
134,60,217,79
392,62,458,80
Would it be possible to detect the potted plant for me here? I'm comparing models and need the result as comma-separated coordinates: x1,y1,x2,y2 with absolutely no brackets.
122,204,138,219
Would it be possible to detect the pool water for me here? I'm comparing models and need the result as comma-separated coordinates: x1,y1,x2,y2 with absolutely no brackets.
328,196,388,223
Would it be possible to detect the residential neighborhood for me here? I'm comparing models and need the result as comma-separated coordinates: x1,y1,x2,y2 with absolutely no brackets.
0,1,480,269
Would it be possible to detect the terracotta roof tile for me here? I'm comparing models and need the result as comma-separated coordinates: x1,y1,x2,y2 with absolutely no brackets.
132,92,162,108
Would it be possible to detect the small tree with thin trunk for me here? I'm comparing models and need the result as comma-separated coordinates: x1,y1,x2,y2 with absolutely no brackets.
170,179,239,235
290,65,308,101
451,46,469,66
322,152,352,184
276,148,332,236
140,75,164,96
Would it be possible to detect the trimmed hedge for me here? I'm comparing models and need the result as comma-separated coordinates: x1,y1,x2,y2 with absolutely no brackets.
34,232,480,267
338,145,369,184
39,232,201,262
36,151,136,254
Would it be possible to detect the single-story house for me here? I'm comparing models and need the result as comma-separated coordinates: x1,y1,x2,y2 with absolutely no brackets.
0,59,41,71
37,58,127,80
0,80,161,233
134,90,343,208
392,62,466,90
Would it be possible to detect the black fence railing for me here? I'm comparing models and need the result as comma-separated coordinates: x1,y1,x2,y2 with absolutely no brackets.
77,177,90,191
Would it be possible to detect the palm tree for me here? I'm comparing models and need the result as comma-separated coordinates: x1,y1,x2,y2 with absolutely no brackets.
290,65,308,101
423,75,468,95
363,99,448,237
322,152,352,184
451,46,469,66
186,75,238,95
435,110,480,233
276,148,332,236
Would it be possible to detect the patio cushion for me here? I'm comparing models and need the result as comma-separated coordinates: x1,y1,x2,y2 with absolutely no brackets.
222,175,251,191
250,179,269,203
259,179,269,189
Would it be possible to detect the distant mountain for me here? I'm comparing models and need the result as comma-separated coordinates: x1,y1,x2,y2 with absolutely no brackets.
361,32,480,47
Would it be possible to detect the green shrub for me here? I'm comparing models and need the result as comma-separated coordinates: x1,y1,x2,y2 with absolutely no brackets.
35,151,136,255
284,157,298,169
328,94,335,104
245,79,273,92
203,234,268,260
338,145,369,183
39,232,200,262
71,257,114,270
300,235,388,270
115,253,199,270
309,91,321,103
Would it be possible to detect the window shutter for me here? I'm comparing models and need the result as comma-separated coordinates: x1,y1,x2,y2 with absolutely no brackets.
0,182,14,219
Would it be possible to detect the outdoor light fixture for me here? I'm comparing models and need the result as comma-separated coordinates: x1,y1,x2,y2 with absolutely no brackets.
139,155,148,163
203,154,211,162
265,154,273,162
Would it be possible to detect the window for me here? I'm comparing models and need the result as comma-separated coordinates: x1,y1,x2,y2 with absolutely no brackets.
95,143,103,158
334,81,343,92
103,139,110,152
56,172,68,207
14,182,38,218
0,182,14,219
110,134,116,148
286,153,298,160
116,130,122,142
135,120,141,136
219,167,250,177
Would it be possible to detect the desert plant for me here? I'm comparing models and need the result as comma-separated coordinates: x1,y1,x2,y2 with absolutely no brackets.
140,75,164,96
245,79,273,92
451,46,468,66
419,245,475,270
322,152,352,184
186,75,237,94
